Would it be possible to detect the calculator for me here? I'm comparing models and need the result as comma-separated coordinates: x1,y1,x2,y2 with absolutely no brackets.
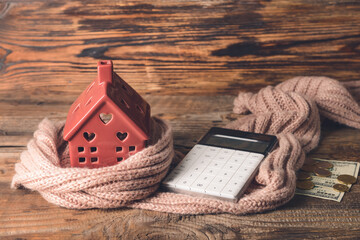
162,127,277,202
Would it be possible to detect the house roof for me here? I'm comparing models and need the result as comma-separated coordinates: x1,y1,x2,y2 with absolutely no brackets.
63,60,150,141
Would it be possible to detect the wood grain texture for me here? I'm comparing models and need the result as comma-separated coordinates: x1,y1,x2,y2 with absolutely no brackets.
0,0,360,103
1,97,360,239
1,0,360,239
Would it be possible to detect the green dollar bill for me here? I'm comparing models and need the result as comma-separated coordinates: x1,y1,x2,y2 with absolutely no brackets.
295,159,359,202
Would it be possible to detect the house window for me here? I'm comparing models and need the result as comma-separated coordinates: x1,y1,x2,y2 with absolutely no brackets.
86,82,94,93
73,104,80,114
90,147,97,152
91,157,98,163
116,132,127,141
78,147,84,152
116,147,122,152
120,99,130,109
99,113,112,124
136,105,144,115
129,146,135,151
85,97,92,106
79,157,86,163
121,84,133,96
83,132,95,142
117,157,123,162
122,84,128,92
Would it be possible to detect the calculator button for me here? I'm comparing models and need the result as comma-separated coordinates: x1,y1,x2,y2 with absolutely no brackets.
193,157,211,167
189,164,207,174
191,160,211,172
193,144,207,151
230,173,247,183
246,160,261,167
176,162,191,171
175,162,193,172
202,153,213,159
163,176,178,187
205,181,225,196
234,166,253,180
207,160,226,169
199,174,212,181
215,155,227,162
212,173,232,187
203,167,221,176
207,146,221,153
190,173,214,193
205,175,231,195
219,192,236,199
221,178,247,197
164,168,183,182
209,175,230,187
179,156,195,166
217,169,235,179
215,148,235,161
174,181,191,191
205,187,222,197
233,150,250,159
171,165,190,177
187,144,207,158
227,155,246,165
221,163,240,173
219,148,236,155
176,171,199,186
176,178,193,187
247,153,264,164
245,161,260,172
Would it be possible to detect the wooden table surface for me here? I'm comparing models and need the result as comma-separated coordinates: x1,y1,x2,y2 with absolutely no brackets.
1,1,360,239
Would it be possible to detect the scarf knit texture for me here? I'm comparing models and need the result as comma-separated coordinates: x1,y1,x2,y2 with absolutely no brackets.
11,77,360,215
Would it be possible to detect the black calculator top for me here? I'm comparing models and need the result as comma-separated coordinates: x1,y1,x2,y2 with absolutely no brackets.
198,127,277,155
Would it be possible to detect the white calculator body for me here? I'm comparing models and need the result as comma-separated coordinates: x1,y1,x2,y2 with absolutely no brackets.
162,127,277,202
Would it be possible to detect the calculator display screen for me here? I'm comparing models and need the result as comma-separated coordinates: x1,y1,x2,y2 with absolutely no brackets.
204,134,270,153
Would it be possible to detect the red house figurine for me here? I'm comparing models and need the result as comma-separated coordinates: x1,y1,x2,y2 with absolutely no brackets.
63,60,151,168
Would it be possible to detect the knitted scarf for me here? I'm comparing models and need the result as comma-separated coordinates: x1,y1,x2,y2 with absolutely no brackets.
11,77,360,214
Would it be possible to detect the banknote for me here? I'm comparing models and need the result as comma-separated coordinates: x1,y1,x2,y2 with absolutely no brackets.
311,158,360,188
296,184,345,202
295,158,360,202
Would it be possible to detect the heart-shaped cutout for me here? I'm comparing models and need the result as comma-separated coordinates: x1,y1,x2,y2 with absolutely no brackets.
116,132,128,141
99,113,112,124
83,132,95,142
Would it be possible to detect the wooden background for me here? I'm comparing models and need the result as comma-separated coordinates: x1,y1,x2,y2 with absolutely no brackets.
1,0,360,239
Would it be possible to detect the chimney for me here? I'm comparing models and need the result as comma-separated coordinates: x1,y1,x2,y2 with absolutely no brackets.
97,60,113,84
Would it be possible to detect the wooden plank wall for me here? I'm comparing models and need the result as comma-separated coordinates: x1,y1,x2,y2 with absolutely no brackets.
1,1,360,239
0,0,359,103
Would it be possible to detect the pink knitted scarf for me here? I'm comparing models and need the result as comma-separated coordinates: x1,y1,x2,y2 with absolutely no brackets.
11,77,360,214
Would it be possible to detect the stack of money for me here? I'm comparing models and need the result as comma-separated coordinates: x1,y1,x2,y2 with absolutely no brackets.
295,158,360,202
